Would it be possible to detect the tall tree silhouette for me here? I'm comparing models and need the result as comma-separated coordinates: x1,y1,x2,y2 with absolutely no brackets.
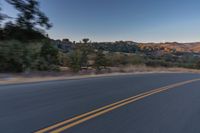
0,6,2,21
0,5,4,39
6,0,52,30
82,38,90,44
0,6,4,24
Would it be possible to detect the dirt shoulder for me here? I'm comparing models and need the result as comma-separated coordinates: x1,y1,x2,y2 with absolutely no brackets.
0,66,200,85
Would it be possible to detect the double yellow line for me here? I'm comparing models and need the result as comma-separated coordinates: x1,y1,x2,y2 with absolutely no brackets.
36,78,200,133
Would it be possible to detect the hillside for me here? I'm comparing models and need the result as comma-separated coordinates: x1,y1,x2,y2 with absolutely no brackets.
139,42,200,53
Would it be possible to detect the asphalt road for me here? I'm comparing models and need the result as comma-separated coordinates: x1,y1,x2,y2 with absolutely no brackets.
0,73,200,133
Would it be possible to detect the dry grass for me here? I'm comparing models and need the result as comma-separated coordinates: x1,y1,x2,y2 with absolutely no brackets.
109,65,200,73
0,65,200,85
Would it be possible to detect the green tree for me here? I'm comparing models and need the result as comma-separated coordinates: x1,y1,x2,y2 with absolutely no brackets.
196,60,200,69
68,50,82,72
38,41,59,70
6,0,52,30
80,45,91,68
3,21,46,41
0,40,31,72
2,0,52,41
94,50,108,71
0,5,4,39
76,42,93,69
0,6,3,23
82,38,90,44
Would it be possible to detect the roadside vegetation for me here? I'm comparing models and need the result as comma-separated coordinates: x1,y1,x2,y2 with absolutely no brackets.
0,0,200,74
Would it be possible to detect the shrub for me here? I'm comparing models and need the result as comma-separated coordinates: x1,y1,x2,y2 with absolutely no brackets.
68,50,82,72
195,60,200,69
0,40,29,72
0,40,60,72
94,50,108,71
145,59,173,67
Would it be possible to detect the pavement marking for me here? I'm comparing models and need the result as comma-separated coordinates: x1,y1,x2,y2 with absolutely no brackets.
36,78,200,133
35,88,163,133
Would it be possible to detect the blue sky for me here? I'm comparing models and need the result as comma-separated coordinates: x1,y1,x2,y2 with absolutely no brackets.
1,0,200,42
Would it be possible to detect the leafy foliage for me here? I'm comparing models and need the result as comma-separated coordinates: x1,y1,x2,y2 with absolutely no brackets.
33,41,59,71
0,40,59,72
68,49,82,72
2,22,47,41
6,0,52,30
0,40,38,72
94,50,108,71
1,0,52,41
91,41,138,53
82,38,90,44
0,6,3,23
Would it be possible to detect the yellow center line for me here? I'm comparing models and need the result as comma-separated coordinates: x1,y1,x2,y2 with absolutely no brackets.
36,78,200,133
36,88,162,133
50,89,166,133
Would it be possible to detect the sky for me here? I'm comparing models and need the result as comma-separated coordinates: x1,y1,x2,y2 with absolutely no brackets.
1,0,200,42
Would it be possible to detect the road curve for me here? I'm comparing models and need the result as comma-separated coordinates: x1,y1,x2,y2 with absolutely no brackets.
0,73,200,133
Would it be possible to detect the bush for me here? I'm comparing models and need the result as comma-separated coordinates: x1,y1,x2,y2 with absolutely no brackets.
127,55,144,65
30,41,59,71
106,53,144,67
58,52,70,67
0,40,29,72
195,61,200,69
94,50,108,71
68,50,82,72
145,59,173,67
2,25,47,41
0,40,59,72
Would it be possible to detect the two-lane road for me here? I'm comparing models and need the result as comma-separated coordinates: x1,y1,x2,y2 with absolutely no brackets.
0,73,200,133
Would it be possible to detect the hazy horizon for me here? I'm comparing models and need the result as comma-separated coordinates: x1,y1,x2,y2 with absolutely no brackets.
1,0,200,42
